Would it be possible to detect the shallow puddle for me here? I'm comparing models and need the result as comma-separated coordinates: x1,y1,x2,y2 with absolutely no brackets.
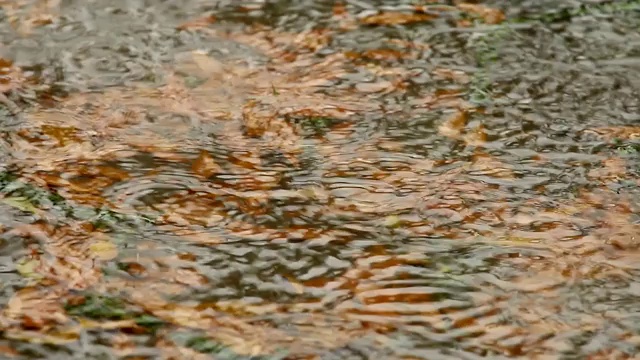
0,0,639,358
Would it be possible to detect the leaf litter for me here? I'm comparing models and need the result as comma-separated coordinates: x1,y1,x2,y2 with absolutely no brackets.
0,0,639,358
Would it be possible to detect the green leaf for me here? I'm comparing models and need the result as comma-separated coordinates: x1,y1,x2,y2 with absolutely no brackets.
186,336,226,354
135,314,165,329
66,295,131,320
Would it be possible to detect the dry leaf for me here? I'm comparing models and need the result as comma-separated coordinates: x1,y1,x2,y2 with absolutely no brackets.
1,197,39,213
470,153,513,178
176,14,216,31
588,158,628,184
88,239,118,261
333,3,347,17
192,150,222,178
438,110,468,139
457,3,505,25
432,68,470,84
462,123,487,146
582,126,640,141
361,12,437,26
15,258,43,280
355,81,393,94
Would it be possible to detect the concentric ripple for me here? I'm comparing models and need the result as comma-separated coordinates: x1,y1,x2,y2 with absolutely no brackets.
0,0,640,358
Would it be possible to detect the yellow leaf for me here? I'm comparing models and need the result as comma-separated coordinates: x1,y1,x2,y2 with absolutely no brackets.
383,215,402,228
1,197,38,213
361,12,437,26
15,258,42,280
6,327,80,345
89,240,118,261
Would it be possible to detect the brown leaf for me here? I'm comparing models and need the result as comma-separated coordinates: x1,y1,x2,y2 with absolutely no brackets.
176,14,216,31
294,28,332,52
588,157,628,184
582,126,640,141
0,345,18,358
1,0,60,35
361,12,437,26
0,58,25,94
192,150,222,178
4,287,69,329
432,68,470,84
355,81,393,94
88,238,118,262
470,152,513,178
438,110,468,139
457,3,505,24
457,19,474,28
463,122,487,146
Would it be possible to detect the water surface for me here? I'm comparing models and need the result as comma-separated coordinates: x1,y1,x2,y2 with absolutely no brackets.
0,0,639,358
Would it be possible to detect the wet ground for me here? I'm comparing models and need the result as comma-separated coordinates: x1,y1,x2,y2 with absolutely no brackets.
0,0,639,358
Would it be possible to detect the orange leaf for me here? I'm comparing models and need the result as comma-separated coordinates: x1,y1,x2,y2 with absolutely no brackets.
192,150,222,178
457,3,505,24
176,14,216,30
438,110,468,139
432,68,470,84
361,12,437,26
333,3,347,17
361,48,409,62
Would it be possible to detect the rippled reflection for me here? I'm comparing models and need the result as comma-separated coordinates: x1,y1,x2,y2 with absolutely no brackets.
0,0,640,358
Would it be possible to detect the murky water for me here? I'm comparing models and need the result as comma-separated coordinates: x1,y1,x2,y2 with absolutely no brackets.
0,0,639,358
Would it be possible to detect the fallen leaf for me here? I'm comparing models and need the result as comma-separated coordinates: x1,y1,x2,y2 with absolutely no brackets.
462,123,487,146
355,81,393,94
432,68,470,84
383,215,402,228
78,318,138,331
470,153,513,178
0,58,25,94
15,258,43,280
457,3,505,24
192,150,222,178
1,197,38,213
176,14,216,31
89,240,118,261
438,110,468,139
333,3,347,17
0,345,18,358
5,327,79,345
361,12,437,26
359,48,410,62
582,126,640,141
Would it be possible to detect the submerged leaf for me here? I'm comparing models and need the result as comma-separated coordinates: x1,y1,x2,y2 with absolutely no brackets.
66,295,130,320
361,12,438,26
383,215,402,228
15,258,42,280
438,110,468,139
186,336,226,354
192,150,222,178
1,196,38,213
5,327,80,345
88,239,118,261
457,3,505,24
